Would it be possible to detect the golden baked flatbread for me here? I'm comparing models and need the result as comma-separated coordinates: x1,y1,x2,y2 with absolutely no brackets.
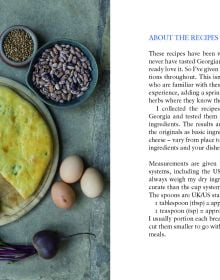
0,86,53,199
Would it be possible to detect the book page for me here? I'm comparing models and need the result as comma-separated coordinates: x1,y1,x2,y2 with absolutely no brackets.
112,1,220,279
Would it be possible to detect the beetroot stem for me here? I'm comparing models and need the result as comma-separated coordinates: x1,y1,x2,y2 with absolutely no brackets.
60,232,96,241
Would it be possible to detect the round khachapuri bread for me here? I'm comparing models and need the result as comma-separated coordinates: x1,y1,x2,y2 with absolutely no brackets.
0,86,53,199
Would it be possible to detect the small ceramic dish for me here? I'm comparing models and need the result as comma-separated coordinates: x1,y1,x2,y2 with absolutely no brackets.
26,39,98,108
0,25,38,67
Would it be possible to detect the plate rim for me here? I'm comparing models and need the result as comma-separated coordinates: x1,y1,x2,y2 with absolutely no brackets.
0,76,59,226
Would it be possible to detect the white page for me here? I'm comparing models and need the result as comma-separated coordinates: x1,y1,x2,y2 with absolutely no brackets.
112,0,220,279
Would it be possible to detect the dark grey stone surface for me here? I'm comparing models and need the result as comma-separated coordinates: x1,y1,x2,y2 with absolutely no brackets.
0,0,110,279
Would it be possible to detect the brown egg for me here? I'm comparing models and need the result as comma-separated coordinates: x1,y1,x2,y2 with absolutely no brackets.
80,167,104,198
60,155,84,183
51,182,76,209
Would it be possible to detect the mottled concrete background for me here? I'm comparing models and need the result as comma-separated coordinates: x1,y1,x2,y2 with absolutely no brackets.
0,0,110,279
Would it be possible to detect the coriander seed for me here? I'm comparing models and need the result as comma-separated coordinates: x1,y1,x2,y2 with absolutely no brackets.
3,29,34,62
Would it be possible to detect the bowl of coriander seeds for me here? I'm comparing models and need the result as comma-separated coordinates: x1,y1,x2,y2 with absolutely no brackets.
0,25,38,67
